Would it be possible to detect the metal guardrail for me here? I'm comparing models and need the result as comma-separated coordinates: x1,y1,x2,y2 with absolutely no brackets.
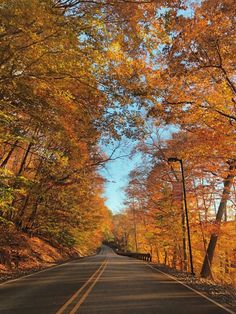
116,250,152,262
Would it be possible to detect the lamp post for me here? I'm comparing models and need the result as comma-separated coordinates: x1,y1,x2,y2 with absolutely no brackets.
168,157,194,275
132,197,138,253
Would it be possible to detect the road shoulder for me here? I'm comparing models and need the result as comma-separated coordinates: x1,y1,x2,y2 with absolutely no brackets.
147,262,236,314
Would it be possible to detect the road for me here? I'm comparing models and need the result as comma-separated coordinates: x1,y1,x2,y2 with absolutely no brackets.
0,245,233,314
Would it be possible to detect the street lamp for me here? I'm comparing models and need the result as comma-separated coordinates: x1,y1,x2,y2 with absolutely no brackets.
168,157,195,275
132,197,138,253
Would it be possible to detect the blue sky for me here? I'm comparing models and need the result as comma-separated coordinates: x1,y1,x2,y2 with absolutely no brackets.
100,140,141,213
101,156,134,213
100,125,177,213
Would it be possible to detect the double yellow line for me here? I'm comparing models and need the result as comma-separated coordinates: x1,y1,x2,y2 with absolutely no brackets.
56,259,108,314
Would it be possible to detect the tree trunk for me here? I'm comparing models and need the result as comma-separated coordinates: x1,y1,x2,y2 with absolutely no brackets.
0,140,19,168
27,201,39,227
172,245,177,268
15,158,44,225
17,142,33,176
155,245,160,263
200,161,236,278
164,248,167,265
6,142,33,220
15,194,30,228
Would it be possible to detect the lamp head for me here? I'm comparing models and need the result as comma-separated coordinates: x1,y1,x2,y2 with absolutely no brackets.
168,157,179,162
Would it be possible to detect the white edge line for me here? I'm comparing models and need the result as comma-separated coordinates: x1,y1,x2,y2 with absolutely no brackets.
146,263,235,314
0,258,85,287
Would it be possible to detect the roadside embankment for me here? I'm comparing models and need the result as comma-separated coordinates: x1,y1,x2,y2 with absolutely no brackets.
0,229,80,283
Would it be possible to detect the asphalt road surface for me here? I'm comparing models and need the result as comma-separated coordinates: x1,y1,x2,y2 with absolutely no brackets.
0,245,234,314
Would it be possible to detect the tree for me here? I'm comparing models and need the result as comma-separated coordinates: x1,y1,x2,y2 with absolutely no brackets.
143,0,236,278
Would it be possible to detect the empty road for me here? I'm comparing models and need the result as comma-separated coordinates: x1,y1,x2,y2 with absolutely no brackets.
0,245,234,314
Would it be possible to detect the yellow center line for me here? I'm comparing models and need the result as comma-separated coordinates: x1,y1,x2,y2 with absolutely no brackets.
69,260,108,314
56,259,107,314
